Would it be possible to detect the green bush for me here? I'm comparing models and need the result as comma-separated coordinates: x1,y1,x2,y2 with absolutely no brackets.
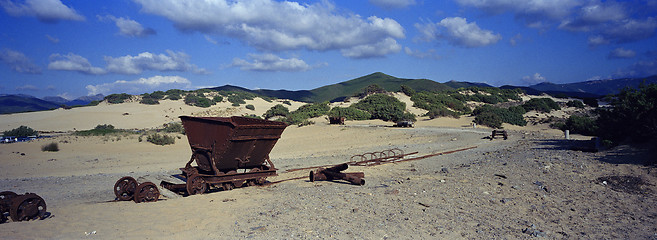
473,105,526,127
3,126,38,137
41,142,59,152
283,102,330,125
263,104,290,119
88,100,101,106
582,97,598,107
597,83,657,145
165,89,186,100
147,133,175,145
74,124,121,136
163,122,184,134
426,105,460,118
522,98,561,113
105,93,132,104
140,97,159,105
353,84,387,98
282,100,292,105
474,111,503,128
353,94,406,122
562,115,598,136
328,106,371,120
400,85,416,97
184,94,213,108
411,91,469,115
566,100,585,108
213,96,224,103
245,104,255,110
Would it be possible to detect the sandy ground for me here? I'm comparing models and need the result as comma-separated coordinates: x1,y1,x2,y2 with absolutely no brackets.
1,97,655,239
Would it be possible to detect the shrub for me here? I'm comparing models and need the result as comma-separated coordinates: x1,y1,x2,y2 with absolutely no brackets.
263,104,290,119
474,111,503,128
354,84,387,98
596,83,657,145
3,126,38,137
328,106,371,120
246,104,255,110
411,92,469,114
88,100,101,106
583,97,598,107
166,89,186,100
566,100,585,108
426,106,460,118
74,124,120,136
400,85,416,97
184,94,213,108
283,102,330,125
353,94,406,122
522,98,561,113
147,133,175,145
213,96,224,103
41,142,59,152
564,115,598,136
163,122,184,133
473,105,526,127
282,100,292,105
105,93,132,104
140,97,159,105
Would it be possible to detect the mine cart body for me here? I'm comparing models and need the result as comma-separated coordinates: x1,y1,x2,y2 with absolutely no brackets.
175,116,287,195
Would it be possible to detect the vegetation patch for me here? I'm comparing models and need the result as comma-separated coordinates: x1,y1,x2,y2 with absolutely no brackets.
473,105,527,128
263,104,290,120
596,83,657,146
283,102,330,125
3,125,38,137
41,142,59,152
411,91,467,118
104,93,132,104
521,98,561,113
147,133,175,145
354,94,415,122
328,106,371,120
74,124,123,136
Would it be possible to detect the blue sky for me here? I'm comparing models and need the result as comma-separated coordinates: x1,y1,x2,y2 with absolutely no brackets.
1,0,656,99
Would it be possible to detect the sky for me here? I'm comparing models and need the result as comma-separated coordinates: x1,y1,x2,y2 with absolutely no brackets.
1,0,656,99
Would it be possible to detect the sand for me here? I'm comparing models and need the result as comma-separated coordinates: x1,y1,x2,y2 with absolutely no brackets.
1,97,655,239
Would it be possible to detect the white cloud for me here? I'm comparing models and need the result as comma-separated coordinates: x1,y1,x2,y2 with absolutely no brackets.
369,0,416,9
608,48,636,59
341,37,401,58
48,53,106,75
230,53,314,72
104,50,208,75
0,48,42,74
521,73,546,85
134,0,405,58
98,15,156,38
614,58,657,78
455,0,580,27
15,84,38,91
404,47,441,60
600,17,657,43
558,1,626,32
86,75,191,95
416,17,501,48
587,35,609,47
1,0,85,22
45,34,59,43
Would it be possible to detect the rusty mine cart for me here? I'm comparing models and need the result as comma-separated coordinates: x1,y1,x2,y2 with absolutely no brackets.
162,116,287,196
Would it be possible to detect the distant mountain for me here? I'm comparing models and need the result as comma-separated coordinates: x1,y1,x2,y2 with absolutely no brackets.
42,94,104,107
528,75,657,96
305,72,451,102
208,85,314,102
0,95,61,114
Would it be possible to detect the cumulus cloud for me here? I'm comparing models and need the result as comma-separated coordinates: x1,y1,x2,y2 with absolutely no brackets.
230,53,315,72
558,1,626,32
614,58,657,78
369,0,416,9
134,0,405,58
608,48,636,59
0,48,42,74
404,47,441,60
521,73,547,85
48,53,106,75
86,75,191,95
600,17,657,44
98,15,156,38
415,17,501,48
104,50,208,75
456,0,580,27
1,0,85,22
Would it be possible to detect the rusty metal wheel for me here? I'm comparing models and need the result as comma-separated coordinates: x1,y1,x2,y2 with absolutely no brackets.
247,168,267,185
133,182,159,203
186,174,207,195
10,193,46,222
1,191,18,213
114,176,138,201
222,182,234,191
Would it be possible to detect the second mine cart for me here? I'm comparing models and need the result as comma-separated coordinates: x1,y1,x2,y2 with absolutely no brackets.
168,116,287,195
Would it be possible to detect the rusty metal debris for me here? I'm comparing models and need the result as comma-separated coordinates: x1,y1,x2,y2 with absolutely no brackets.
310,163,365,185
160,116,287,196
348,148,419,166
113,177,160,203
1,191,47,223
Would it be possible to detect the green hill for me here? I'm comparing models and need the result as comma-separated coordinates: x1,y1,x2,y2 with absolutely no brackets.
306,72,451,102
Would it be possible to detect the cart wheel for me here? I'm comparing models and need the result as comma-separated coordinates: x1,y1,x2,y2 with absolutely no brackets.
10,193,46,222
134,182,159,203
186,174,207,195
232,180,245,188
255,177,266,185
114,176,138,201
222,182,234,191
0,191,18,213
